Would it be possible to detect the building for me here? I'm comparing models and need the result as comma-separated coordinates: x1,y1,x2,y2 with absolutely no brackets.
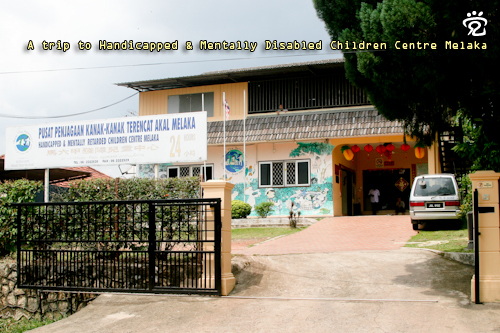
117,59,441,217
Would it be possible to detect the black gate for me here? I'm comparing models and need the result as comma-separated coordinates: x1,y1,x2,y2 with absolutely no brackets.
14,199,221,295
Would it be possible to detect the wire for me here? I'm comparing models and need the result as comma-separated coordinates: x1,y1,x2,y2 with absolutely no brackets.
0,52,343,75
0,92,138,119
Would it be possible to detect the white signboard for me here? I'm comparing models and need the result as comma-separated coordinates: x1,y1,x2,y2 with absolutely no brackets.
5,112,207,170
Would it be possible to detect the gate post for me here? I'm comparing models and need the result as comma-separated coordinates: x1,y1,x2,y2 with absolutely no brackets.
469,171,500,303
201,180,235,296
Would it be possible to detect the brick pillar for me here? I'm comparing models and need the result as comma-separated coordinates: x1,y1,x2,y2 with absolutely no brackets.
201,180,235,296
469,171,500,302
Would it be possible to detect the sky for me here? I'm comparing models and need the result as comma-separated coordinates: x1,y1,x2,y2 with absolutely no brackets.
0,0,341,177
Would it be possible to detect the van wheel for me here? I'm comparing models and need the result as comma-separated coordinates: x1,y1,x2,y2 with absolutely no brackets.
412,223,419,230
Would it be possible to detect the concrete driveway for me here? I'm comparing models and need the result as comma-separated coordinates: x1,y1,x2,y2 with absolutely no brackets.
31,216,500,333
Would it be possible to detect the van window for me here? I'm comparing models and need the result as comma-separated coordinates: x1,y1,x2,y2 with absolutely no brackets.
413,177,456,196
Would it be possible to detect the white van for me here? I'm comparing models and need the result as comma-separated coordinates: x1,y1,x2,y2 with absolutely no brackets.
409,174,461,230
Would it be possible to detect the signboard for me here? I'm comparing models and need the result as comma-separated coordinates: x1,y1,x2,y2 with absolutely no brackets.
477,181,493,188
5,112,207,170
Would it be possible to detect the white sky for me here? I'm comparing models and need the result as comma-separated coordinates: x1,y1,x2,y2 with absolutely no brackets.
0,0,341,177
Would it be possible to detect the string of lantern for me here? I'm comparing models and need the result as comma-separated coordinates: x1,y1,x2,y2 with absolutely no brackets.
341,142,426,161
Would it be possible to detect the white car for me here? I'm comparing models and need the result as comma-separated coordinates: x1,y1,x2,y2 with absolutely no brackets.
409,174,461,230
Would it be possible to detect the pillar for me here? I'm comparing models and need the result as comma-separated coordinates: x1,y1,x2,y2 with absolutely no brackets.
469,171,500,302
201,180,235,296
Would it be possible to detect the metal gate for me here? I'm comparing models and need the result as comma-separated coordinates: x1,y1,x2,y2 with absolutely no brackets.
15,199,221,295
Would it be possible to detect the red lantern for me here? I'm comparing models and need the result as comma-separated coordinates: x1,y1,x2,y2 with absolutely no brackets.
386,143,395,152
364,144,373,159
376,145,386,155
401,143,410,159
384,150,393,160
351,145,360,153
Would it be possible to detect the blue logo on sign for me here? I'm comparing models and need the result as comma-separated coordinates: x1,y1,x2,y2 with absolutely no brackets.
225,150,244,173
16,134,31,152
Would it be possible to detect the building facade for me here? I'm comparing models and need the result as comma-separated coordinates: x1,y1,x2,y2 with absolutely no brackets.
118,59,440,217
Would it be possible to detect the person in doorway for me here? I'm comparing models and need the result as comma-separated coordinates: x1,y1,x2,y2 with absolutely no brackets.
395,197,406,215
368,188,380,215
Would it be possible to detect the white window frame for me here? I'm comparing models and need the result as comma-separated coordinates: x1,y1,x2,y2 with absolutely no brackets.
167,164,213,180
259,159,310,188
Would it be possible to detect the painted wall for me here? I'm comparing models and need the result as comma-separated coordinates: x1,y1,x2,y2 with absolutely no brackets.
138,82,248,121
207,141,334,217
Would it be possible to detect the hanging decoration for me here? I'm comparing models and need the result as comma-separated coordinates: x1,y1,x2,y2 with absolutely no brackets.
401,143,410,159
385,143,395,160
364,144,373,159
376,144,386,156
414,142,426,159
351,145,360,153
341,145,354,161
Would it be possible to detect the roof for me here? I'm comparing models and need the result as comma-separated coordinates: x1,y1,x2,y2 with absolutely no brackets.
55,167,113,187
207,107,404,145
116,58,345,92
0,155,112,186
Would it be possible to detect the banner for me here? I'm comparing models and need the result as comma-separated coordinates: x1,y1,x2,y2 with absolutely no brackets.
5,112,207,170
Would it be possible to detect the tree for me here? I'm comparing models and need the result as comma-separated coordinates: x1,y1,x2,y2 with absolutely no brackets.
314,0,500,171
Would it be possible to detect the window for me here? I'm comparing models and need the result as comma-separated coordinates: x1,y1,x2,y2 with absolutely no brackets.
167,164,213,181
168,92,214,117
259,160,310,187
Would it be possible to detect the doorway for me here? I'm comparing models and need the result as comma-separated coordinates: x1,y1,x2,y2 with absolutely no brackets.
363,169,411,213
342,169,354,216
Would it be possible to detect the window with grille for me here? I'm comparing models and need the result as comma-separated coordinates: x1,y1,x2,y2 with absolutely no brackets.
167,165,213,180
259,160,310,188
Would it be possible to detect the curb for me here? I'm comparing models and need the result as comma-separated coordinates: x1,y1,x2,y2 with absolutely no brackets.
417,248,475,266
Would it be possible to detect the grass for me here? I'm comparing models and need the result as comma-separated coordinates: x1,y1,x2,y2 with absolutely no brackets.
405,227,472,252
231,226,307,240
0,317,59,333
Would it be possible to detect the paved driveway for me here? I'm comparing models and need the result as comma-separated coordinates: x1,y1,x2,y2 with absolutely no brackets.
233,215,417,255
31,216,500,333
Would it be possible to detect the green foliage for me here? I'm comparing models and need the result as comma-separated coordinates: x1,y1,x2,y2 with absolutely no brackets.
453,111,500,171
0,180,43,256
457,173,473,222
289,142,334,157
9,178,200,255
51,177,200,202
254,202,274,218
231,200,252,219
231,226,307,240
0,316,58,333
315,0,500,169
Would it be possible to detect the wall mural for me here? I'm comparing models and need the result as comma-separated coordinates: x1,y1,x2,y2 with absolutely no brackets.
231,142,334,217
138,163,172,178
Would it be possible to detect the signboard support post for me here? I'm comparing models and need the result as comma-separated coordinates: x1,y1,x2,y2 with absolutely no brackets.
243,89,246,204
154,164,159,180
44,168,49,202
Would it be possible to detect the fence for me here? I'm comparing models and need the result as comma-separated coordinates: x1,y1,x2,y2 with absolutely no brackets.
15,199,221,295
